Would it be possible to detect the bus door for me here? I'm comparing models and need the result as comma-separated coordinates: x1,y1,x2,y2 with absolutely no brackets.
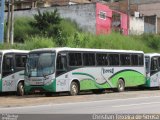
150,57,160,87
56,52,69,92
2,53,16,92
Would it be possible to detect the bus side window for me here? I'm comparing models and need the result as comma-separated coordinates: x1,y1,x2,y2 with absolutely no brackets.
108,54,119,66
158,57,160,69
151,58,158,75
131,54,138,66
96,53,108,66
120,54,131,66
56,53,67,76
138,54,144,66
83,53,95,66
15,55,27,68
2,54,14,77
68,53,82,66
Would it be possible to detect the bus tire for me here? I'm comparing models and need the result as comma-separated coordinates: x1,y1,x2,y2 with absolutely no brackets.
17,82,24,96
117,79,125,92
69,81,79,96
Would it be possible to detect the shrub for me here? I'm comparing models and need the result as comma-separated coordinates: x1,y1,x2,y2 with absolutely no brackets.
24,36,56,50
14,17,36,43
31,9,61,36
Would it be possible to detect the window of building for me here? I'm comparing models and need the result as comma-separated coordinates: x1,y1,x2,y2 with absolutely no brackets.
99,11,106,20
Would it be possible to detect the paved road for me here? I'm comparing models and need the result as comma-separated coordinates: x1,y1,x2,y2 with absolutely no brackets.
1,95,160,114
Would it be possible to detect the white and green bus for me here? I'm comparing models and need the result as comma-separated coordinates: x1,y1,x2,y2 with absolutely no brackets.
0,50,28,96
145,53,160,88
25,48,146,96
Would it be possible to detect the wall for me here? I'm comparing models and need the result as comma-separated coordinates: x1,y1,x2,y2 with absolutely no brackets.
5,3,96,33
138,3,160,17
137,3,160,34
96,3,112,34
157,18,160,34
129,16,144,35
144,15,157,34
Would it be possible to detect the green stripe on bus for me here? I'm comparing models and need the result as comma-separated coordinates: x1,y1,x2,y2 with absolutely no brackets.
80,79,110,90
145,78,151,87
73,70,145,90
44,79,56,92
109,70,145,87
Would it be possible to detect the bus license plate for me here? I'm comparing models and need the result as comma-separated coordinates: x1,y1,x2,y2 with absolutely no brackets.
36,81,44,85
34,90,40,93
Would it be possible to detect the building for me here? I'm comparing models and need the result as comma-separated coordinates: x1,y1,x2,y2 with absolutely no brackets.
5,0,99,11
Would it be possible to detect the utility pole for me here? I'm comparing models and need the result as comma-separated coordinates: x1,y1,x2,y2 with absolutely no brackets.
6,0,11,43
10,0,14,44
0,0,5,43
127,0,130,35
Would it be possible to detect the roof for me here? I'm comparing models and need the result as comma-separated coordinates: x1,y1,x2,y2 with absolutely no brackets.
0,49,29,55
130,0,160,5
145,53,160,57
30,47,144,54
70,0,91,3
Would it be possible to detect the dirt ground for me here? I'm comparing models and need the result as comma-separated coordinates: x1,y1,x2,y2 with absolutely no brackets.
0,88,160,108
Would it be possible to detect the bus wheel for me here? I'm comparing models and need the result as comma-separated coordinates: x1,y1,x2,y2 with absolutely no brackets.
117,79,125,92
69,81,79,96
17,82,24,96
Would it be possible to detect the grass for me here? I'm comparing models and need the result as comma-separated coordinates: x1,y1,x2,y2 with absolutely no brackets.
2,17,160,53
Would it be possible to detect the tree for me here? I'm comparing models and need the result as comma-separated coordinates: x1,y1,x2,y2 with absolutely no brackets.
31,9,62,36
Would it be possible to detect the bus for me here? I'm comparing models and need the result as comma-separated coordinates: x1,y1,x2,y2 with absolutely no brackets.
145,53,160,88
0,50,28,96
25,48,146,96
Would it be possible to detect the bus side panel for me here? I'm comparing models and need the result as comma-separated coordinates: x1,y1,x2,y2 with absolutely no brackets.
148,72,160,87
0,79,2,92
43,79,56,92
109,70,146,87
2,70,25,92
2,75,16,92
72,67,145,91
78,71,145,90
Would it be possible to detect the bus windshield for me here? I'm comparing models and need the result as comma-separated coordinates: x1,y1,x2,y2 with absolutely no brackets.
26,52,55,77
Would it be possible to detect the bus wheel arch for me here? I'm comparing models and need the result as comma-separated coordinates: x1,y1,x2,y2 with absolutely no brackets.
17,80,24,96
117,78,125,92
69,79,80,96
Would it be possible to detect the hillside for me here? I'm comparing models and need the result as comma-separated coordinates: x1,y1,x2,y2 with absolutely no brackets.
2,16,160,53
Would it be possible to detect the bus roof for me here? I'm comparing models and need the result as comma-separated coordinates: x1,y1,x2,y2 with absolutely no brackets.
0,49,29,54
145,53,160,57
29,47,144,54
